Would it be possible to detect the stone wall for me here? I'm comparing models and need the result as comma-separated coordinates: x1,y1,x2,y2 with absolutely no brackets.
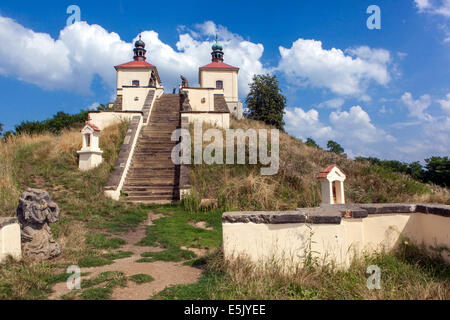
104,115,143,200
222,203,450,270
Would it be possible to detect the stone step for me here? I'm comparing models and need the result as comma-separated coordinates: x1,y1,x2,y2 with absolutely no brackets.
124,185,177,190
128,168,177,174
124,179,177,185
120,195,177,203
121,93,182,203
123,190,178,197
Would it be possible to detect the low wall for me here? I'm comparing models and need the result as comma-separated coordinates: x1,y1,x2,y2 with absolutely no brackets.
0,218,21,263
88,111,143,130
104,115,143,200
222,204,450,270
181,111,230,129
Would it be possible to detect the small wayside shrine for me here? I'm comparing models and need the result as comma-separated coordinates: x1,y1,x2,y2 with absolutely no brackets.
77,121,103,171
317,165,346,205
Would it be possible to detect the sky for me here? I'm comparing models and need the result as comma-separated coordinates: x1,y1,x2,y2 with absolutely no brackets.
0,0,449,162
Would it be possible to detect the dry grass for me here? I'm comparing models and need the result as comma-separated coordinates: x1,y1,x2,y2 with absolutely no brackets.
0,122,153,299
187,118,450,211
156,244,450,300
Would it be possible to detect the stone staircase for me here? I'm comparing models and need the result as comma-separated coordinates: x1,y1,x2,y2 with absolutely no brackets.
121,94,181,203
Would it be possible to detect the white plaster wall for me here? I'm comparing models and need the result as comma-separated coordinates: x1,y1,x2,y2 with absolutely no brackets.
184,88,224,112
182,112,230,129
0,224,21,262
200,70,238,102
223,213,450,270
89,112,142,130
122,87,152,111
78,151,103,171
117,69,151,89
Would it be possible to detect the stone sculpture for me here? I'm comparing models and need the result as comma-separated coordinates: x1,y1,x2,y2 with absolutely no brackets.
181,75,189,88
180,90,192,111
16,188,61,261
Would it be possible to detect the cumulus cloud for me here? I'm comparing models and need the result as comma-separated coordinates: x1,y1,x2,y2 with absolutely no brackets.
317,98,345,109
0,16,266,97
415,0,450,17
285,104,394,157
329,106,395,144
438,93,450,114
277,39,391,97
401,92,433,120
285,107,333,140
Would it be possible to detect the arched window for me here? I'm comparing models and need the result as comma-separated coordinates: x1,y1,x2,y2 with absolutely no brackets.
132,80,140,86
216,80,223,89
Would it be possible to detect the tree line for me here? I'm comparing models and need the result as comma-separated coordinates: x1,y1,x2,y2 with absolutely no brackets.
1,110,89,139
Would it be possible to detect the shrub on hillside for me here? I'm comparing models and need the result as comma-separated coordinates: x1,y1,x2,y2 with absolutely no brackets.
14,111,89,135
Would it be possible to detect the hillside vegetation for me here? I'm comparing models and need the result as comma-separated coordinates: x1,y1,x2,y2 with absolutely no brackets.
187,118,449,211
0,118,448,300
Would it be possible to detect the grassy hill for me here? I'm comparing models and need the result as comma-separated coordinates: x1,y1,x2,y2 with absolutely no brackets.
0,117,448,300
187,118,449,211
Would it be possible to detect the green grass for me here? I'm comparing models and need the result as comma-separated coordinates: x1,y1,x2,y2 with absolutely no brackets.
153,272,224,300
137,248,197,263
44,271,90,285
77,256,114,268
137,204,222,250
79,287,113,300
129,274,155,284
76,271,128,300
103,250,134,260
154,244,450,300
86,233,126,249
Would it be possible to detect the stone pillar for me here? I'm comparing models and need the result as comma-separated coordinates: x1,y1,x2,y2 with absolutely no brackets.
320,179,333,205
339,181,345,204
0,217,22,262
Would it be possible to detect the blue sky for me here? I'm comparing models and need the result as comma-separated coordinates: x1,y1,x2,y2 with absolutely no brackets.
0,0,449,162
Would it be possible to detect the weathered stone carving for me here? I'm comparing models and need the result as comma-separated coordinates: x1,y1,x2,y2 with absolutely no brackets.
16,188,61,261
149,71,157,87
180,90,192,111
180,75,189,88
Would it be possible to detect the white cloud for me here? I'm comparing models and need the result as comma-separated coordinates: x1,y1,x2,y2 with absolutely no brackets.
379,105,394,114
415,0,450,17
401,92,433,120
285,107,333,140
285,105,395,158
317,98,345,109
329,106,395,144
438,93,450,114
277,39,391,97
86,102,100,110
174,21,268,96
415,0,432,10
0,16,266,97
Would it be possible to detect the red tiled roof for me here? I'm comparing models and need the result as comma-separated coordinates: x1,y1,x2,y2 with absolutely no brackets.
114,60,155,69
84,121,100,132
317,165,337,179
199,61,239,70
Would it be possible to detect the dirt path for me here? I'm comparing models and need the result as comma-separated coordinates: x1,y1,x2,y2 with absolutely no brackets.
50,211,203,300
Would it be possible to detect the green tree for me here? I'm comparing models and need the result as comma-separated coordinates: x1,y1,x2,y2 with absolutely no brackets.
14,110,88,135
0,123,3,135
327,140,344,155
423,156,450,187
245,74,286,130
407,161,424,181
305,137,320,148
97,103,109,111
